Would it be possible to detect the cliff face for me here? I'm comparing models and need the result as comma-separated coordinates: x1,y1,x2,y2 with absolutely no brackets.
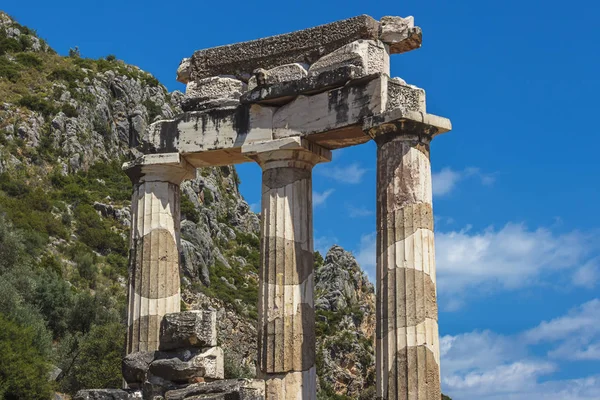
0,12,379,400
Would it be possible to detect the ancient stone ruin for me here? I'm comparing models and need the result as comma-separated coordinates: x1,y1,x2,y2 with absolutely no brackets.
78,14,451,400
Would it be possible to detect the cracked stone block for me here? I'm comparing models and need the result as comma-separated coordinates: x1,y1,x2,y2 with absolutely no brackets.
379,16,423,54
181,77,246,111
164,379,265,400
247,63,309,91
308,39,389,78
149,347,224,383
176,58,191,84
123,351,156,386
387,77,426,112
159,310,217,351
73,389,132,400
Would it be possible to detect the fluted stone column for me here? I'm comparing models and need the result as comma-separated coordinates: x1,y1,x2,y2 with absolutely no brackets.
243,138,331,400
371,127,441,400
123,153,196,354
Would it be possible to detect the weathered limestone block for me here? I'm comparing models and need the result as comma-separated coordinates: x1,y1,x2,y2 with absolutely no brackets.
272,76,385,139
124,154,196,354
149,347,224,382
241,65,360,106
123,351,156,386
387,77,426,112
368,119,445,399
247,63,309,91
241,138,331,400
159,310,217,350
74,389,138,400
189,15,379,80
379,16,423,54
308,40,389,78
182,76,246,112
177,58,191,84
164,379,265,400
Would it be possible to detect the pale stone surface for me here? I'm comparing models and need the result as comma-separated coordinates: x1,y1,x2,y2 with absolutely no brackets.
124,154,196,354
176,58,191,84
380,16,423,54
164,379,265,400
73,389,132,400
159,310,217,350
308,40,389,78
248,63,309,91
189,15,379,80
272,77,386,139
182,76,246,112
387,77,426,112
149,347,224,382
372,128,441,399
242,140,330,400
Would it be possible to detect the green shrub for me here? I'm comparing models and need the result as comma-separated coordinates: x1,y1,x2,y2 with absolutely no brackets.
17,94,57,117
62,103,78,118
58,322,125,394
15,52,43,69
48,67,85,85
143,98,162,121
74,204,127,256
34,270,74,338
0,314,54,400
0,56,20,81
203,187,214,205
105,54,116,62
181,193,200,223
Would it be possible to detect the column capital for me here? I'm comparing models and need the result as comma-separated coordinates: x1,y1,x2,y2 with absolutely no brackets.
242,137,332,170
364,108,452,144
123,153,196,184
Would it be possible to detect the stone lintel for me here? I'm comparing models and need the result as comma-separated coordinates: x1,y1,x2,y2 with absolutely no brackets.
364,109,452,142
188,15,380,81
123,153,196,184
242,137,331,170
241,65,366,106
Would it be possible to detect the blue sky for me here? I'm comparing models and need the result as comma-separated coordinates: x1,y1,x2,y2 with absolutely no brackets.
4,0,600,398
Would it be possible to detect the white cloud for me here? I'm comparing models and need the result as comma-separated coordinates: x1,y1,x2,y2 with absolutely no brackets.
352,223,598,309
347,204,374,218
432,167,495,196
442,325,600,400
249,202,260,213
572,258,600,288
354,232,377,280
436,223,595,296
523,299,600,361
313,189,334,207
433,167,462,196
318,163,368,184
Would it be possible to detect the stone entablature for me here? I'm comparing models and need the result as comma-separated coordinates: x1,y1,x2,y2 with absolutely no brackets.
121,14,451,400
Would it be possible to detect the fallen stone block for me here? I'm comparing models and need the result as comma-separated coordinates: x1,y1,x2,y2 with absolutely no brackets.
379,16,423,54
387,77,426,112
123,351,156,386
160,310,217,350
308,40,389,78
73,389,132,400
149,347,224,383
164,379,265,400
247,63,308,91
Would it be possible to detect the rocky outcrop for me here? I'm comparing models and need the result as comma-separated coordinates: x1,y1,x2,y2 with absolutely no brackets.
315,245,376,398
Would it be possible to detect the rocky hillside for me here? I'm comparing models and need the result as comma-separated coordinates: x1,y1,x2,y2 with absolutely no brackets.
0,12,451,400
0,13,380,399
